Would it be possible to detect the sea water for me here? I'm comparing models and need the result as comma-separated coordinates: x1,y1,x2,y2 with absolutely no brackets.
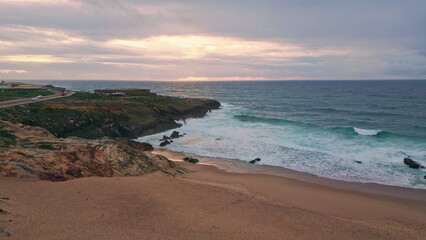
28,80,426,188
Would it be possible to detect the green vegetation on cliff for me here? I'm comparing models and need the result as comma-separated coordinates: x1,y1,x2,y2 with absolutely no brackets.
0,90,220,139
0,91,54,101
0,130,16,147
0,122,16,147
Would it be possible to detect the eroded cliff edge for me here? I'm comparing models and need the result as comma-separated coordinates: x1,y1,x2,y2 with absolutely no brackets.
0,121,188,180
0,90,220,180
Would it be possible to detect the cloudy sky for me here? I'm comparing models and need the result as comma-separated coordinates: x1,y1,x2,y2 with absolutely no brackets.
1,0,425,81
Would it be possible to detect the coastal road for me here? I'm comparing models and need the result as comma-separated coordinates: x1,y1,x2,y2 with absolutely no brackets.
0,91,75,109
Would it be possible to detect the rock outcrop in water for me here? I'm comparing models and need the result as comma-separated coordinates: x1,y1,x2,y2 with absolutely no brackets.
403,158,423,169
170,131,181,139
160,140,171,147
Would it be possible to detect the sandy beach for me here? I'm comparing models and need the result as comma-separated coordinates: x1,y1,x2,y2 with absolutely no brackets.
1,150,425,240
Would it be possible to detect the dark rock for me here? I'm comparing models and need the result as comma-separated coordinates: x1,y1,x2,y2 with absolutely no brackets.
38,171,68,182
249,158,261,164
403,158,422,169
66,165,83,178
355,160,363,164
183,156,199,164
159,140,171,147
125,140,154,151
161,135,170,140
424,175,426,179
188,158,199,164
170,131,180,139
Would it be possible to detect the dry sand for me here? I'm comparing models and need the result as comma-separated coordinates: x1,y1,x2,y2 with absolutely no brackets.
1,150,425,240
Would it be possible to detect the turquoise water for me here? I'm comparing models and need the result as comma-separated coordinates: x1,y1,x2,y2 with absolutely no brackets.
27,80,426,188
0,84,8,88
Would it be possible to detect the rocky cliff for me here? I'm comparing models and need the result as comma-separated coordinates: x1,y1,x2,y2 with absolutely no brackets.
0,90,220,181
0,121,188,180
0,91,220,139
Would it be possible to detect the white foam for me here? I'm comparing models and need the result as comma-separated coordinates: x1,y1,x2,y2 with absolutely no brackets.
354,127,381,136
137,105,426,189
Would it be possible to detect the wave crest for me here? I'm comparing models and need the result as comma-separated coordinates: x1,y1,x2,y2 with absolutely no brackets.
234,115,417,140
353,127,382,136
329,126,397,138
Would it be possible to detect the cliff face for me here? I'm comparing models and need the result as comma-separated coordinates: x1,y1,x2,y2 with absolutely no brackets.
0,91,220,139
0,122,188,180
0,90,220,181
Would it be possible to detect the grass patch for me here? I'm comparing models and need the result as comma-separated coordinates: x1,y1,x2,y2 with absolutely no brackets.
126,97,174,104
0,130,17,147
0,91,54,101
38,144,59,150
72,92,117,100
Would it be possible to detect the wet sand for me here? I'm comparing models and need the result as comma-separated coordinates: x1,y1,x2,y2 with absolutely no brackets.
0,150,425,240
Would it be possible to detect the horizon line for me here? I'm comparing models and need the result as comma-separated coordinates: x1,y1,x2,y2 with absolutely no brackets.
2,79,426,82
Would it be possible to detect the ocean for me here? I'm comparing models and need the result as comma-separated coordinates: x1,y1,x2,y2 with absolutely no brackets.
27,80,426,188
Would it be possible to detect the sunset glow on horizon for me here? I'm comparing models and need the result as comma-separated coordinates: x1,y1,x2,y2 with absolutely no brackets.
1,0,425,81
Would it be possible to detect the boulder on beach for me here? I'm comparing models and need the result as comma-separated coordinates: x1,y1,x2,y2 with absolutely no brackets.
183,156,199,164
403,158,423,169
160,140,171,147
249,158,261,164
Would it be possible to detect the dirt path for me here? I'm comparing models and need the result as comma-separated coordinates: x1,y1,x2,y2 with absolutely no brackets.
0,91,74,109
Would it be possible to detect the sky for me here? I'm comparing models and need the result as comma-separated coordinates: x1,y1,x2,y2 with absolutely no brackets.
0,0,426,81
